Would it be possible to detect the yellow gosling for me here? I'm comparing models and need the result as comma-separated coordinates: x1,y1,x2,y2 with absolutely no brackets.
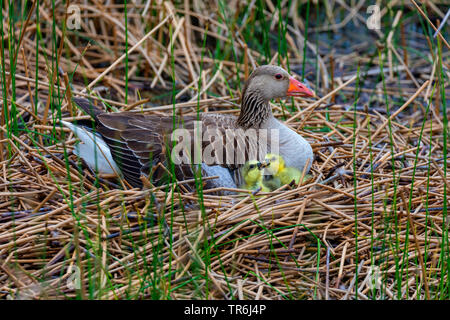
241,160,264,191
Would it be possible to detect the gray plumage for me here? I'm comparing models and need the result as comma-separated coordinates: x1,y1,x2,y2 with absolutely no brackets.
71,65,315,191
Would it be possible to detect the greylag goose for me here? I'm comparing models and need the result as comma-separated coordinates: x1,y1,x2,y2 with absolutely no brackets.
70,65,315,190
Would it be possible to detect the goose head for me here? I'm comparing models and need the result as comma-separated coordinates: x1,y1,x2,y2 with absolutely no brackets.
238,65,315,128
243,65,315,100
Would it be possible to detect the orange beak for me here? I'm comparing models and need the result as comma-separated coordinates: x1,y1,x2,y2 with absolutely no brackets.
287,77,316,98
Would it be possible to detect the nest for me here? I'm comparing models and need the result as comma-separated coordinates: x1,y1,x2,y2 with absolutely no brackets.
0,0,449,299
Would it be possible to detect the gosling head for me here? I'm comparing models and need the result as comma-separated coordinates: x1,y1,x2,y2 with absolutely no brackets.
262,153,286,175
242,160,264,185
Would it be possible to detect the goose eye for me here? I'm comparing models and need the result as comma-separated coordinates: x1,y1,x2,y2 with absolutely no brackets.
274,73,283,80
249,164,255,169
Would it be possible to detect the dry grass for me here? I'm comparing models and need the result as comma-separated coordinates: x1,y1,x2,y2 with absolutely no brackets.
0,0,449,299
